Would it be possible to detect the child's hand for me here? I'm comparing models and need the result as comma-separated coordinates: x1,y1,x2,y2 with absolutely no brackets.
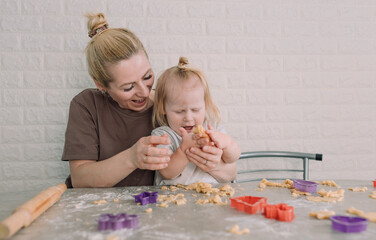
179,127,201,152
205,124,232,150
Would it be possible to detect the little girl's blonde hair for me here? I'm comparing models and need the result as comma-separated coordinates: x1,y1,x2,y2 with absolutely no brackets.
153,57,221,128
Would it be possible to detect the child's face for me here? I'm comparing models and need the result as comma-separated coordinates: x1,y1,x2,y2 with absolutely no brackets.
164,77,206,136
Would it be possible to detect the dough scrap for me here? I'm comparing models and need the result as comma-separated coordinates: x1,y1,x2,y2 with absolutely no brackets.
348,187,368,192
227,224,250,235
309,210,335,219
193,125,210,139
93,199,107,205
106,235,120,240
369,191,376,199
258,178,293,189
113,198,119,203
347,207,376,222
291,188,311,197
306,188,344,203
145,208,152,213
321,180,339,188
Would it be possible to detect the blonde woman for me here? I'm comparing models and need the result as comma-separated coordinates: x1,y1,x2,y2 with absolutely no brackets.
152,57,241,185
62,13,236,188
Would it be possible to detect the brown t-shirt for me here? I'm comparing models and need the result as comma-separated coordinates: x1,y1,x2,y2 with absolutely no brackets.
62,88,155,188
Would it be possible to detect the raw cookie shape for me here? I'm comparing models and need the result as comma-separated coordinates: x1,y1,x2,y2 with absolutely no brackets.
134,191,158,205
263,203,295,222
230,196,267,214
97,213,139,231
330,215,368,233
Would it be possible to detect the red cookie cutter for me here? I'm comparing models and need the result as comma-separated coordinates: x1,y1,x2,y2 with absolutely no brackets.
230,196,267,214
373,180,376,188
263,203,295,222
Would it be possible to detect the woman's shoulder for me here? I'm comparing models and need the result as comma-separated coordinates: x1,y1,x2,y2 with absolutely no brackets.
72,88,101,103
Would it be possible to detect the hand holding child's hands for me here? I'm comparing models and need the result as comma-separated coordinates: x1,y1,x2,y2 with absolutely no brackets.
205,124,231,150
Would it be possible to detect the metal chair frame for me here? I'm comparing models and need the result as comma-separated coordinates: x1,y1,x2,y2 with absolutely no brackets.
233,151,323,183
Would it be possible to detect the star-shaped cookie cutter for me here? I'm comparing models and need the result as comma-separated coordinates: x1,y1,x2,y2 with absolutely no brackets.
134,191,158,205
263,203,295,222
230,196,267,214
97,213,139,231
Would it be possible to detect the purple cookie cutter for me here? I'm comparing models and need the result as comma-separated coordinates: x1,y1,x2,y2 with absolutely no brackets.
330,215,368,233
134,191,158,205
293,179,318,193
98,213,139,231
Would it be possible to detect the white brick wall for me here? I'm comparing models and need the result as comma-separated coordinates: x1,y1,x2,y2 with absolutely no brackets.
1,0,376,193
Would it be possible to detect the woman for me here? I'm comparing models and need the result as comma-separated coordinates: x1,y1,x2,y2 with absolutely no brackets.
62,13,236,188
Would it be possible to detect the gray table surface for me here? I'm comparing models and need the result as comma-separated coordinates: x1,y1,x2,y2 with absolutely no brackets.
1,180,375,240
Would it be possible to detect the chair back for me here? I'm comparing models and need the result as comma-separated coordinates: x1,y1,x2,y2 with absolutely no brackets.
234,151,323,183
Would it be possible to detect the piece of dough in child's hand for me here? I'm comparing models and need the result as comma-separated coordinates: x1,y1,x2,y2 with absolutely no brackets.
193,125,210,139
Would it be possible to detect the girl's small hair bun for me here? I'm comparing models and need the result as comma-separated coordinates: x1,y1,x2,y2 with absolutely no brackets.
177,56,189,69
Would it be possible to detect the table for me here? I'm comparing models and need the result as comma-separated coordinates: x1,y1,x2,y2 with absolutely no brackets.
1,180,375,240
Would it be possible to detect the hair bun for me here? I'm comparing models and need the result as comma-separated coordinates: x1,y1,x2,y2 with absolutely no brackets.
86,13,109,38
177,56,189,69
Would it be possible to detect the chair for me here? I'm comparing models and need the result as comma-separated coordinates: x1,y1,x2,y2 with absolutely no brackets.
233,151,323,183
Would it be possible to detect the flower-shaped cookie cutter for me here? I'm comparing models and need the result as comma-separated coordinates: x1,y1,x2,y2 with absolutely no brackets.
293,179,318,193
330,215,368,233
263,203,295,222
134,191,158,205
230,196,267,215
97,213,139,231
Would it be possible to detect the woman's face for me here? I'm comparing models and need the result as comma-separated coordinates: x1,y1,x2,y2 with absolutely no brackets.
100,52,154,111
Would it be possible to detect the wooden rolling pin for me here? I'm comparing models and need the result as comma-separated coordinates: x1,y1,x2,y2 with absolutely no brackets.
0,183,67,239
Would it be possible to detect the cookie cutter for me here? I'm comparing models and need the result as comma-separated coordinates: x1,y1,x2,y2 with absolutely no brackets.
230,196,267,215
97,213,139,231
373,180,376,188
293,179,318,193
330,215,368,233
134,191,158,205
264,203,295,222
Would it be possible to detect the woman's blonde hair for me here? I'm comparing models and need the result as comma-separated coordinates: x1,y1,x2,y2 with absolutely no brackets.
153,57,221,128
85,13,148,87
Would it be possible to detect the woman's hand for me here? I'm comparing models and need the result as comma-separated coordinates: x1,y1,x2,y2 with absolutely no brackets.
132,134,171,170
185,145,223,172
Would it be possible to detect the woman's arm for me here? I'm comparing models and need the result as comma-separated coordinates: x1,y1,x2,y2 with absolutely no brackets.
70,135,171,188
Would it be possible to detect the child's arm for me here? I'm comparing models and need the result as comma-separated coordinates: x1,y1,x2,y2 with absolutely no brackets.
158,128,200,180
205,124,241,164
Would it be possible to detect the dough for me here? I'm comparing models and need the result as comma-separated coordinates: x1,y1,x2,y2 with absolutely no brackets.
227,224,250,235
291,188,311,197
145,208,152,213
321,180,339,188
369,191,376,199
193,125,210,139
348,187,368,192
93,199,107,205
347,207,376,222
309,210,335,219
258,178,293,189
